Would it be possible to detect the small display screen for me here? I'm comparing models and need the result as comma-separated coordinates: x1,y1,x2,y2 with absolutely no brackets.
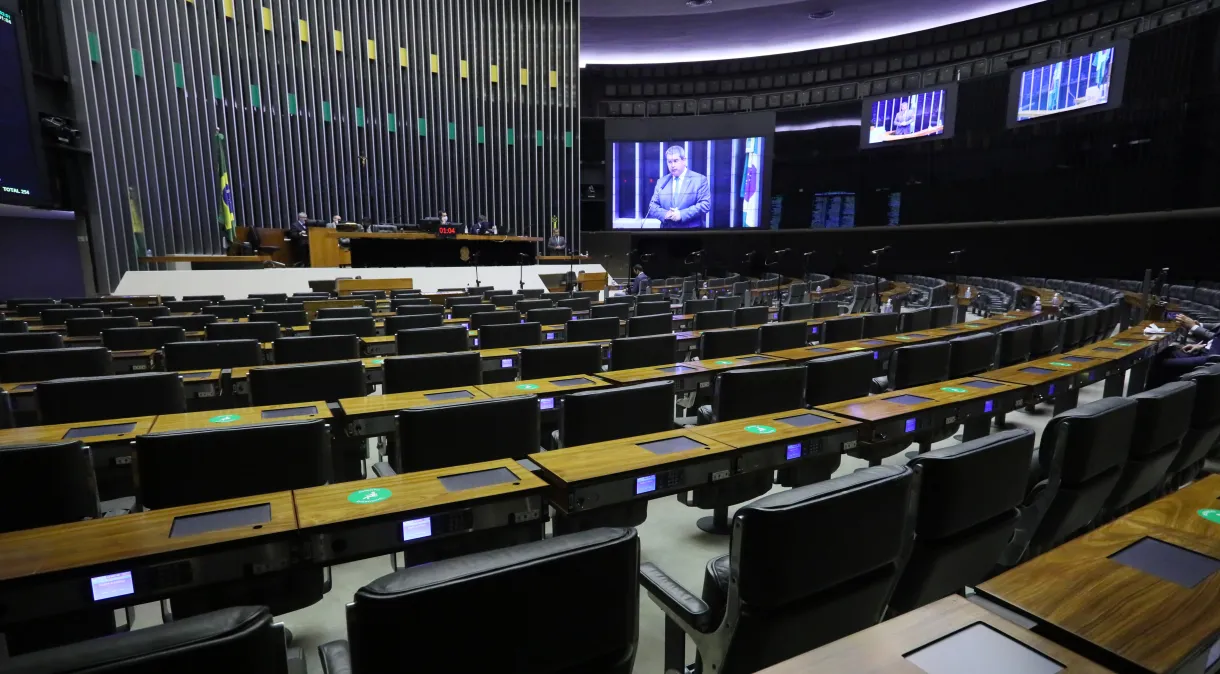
961,380,1004,389
181,372,212,380
886,394,934,405
539,397,555,410
12,383,36,391
501,358,514,368
1048,383,1056,395
1109,536,1220,588
904,333,930,338
737,355,768,363
260,405,317,419
63,422,138,439
904,622,1065,674
859,340,888,346
424,390,475,402
984,400,994,413
553,377,593,387
1060,356,1094,363
170,503,272,538
905,418,917,433
635,474,657,494
402,517,433,541
639,436,707,455
807,347,835,354
777,413,833,428
438,467,519,492
863,86,956,147
785,443,802,460
658,366,695,374
91,571,135,601
1094,347,1123,353
1020,367,1055,376
810,326,819,334
545,332,555,340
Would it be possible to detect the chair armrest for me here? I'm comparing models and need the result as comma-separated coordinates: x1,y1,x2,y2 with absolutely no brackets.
870,376,890,394
550,429,561,449
696,404,714,425
371,462,396,477
100,496,136,517
286,646,308,674
318,640,353,674
640,562,715,634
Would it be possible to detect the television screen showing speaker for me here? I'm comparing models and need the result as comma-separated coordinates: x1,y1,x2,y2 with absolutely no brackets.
609,137,767,229
860,83,958,148
1008,41,1129,126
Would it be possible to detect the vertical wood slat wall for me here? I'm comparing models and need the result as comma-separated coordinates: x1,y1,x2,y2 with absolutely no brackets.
61,0,580,291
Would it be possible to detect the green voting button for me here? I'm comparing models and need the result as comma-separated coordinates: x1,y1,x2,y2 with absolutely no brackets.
516,383,540,391
845,347,864,351
1115,341,1134,347
348,488,392,504
371,359,384,365
744,425,776,435
714,360,734,365
1049,362,1071,367
896,336,913,340
209,414,241,423
941,387,968,393
1198,509,1220,524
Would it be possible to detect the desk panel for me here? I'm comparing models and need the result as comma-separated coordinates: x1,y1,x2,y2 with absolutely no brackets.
150,402,331,433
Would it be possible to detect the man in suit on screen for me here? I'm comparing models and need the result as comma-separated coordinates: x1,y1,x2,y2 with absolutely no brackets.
647,145,710,229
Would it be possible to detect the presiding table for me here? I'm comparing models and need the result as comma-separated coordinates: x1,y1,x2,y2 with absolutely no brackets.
309,228,544,268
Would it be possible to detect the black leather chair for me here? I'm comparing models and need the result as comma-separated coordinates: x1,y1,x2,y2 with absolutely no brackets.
394,396,539,472
249,361,366,405
164,339,263,371
41,307,103,325
112,305,171,321
164,299,211,313
627,313,672,337
319,528,639,674
0,319,29,333
310,317,376,338
779,303,813,322
759,321,807,352
1029,319,1063,359
316,306,373,319
821,316,863,344
1079,310,1098,346
636,300,672,316
1060,314,1085,351
735,306,768,327
643,465,916,674
694,310,735,331
480,322,542,349
899,307,932,332
604,295,636,307
470,310,522,330
14,302,62,317
929,305,955,328
395,303,445,316
0,389,11,428
699,328,760,360
813,300,840,318
383,352,482,394
249,292,289,302
515,298,554,314
221,298,265,308
558,297,592,312
715,295,743,311
273,334,360,364
996,325,1032,367
1166,364,1220,487
492,294,525,308
566,316,619,342
0,346,113,383
445,294,484,307
36,372,187,424
888,429,1035,614
254,310,309,328
948,332,997,378
1102,381,1196,515
526,307,573,326
0,332,63,353
383,313,444,332
66,315,139,337
685,298,716,315
862,313,900,338
1002,397,1137,564
592,303,630,320
206,320,280,343
396,325,468,355
685,366,806,534
205,304,256,319
391,297,434,309
519,343,602,379
102,326,187,351
872,342,951,393
610,334,677,370
152,314,220,331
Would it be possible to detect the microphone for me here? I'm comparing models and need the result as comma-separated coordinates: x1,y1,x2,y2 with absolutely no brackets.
871,246,892,255
640,253,654,262
949,249,965,255
803,251,815,257
774,248,792,255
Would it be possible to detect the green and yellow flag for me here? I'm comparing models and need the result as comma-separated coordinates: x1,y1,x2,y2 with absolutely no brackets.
128,185,146,257
214,130,237,244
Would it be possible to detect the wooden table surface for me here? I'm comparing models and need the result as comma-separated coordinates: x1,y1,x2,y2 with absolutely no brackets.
528,428,733,484
1124,475,1220,546
765,344,847,361
1068,337,1157,360
150,402,331,433
293,458,545,528
476,374,610,398
0,415,157,447
692,409,859,449
693,353,785,372
600,361,710,385
817,377,1024,423
757,595,1112,673
339,387,491,416
0,492,297,582
985,354,1104,387
875,331,943,345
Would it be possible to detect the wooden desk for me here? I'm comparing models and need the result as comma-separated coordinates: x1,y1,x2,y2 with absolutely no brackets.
336,277,414,295
758,595,1111,673
695,353,785,372
876,331,944,345
310,228,543,268
0,415,156,447
986,353,1115,413
766,344,847,362
693,409,860,463
1124,474,1220,544
150,401,331,433
338,386,491,438
978,496,1220,673
139,255,272,270
1067,337,1160,397
293,458,547,564
477,374,609,399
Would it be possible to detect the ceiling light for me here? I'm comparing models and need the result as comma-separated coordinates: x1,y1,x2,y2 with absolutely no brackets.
808,9,835,19
686,0,713,7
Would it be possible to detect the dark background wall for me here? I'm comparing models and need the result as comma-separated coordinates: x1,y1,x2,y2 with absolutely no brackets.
59,0,579,291
0,210,86,301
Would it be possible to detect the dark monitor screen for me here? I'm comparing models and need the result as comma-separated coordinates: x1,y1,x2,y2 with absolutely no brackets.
777,412,833,428
737,355,768,363
858,340,888,346
63,422,139,439
169,503,272,538
1093,346,1124,353
12,383,36,391
1109,537,1220,589
657,365,696,374
552,377,594,387
1058,356,1094,363
181,372,212,380
424,390,475,402
438,466,519,492
904,622,1064,674
961,380,1004,389
806,347,836,354
885,394,934,405
0,4,45,206
639,436,707,455
1020,367,1056,376
861,83,958,149
260,405,318,419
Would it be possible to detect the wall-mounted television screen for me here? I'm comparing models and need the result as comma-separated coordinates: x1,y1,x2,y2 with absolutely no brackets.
860,83,958,148
0,1,48,206
1007,41,1129,126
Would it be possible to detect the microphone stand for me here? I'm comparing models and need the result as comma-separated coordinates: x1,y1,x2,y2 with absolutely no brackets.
949,250,963,297
565,249,579,293
872,248,885,313
472,251,482,288
517,252,529,291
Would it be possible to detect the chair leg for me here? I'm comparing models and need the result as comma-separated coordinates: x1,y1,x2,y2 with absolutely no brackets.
697,506,732,535
663,615,687,674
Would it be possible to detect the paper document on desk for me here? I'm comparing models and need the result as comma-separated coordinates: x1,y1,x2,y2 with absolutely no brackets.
1144,323,1168,334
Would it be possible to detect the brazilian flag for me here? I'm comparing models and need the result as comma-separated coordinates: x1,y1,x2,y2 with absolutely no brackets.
128,185,146,259
214,130,237,244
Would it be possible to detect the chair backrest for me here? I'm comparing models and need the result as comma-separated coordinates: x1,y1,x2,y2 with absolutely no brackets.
591,303,631,320
479,322,542,349
1030,320,1063,356
685,299,715,315
0,346,113,383
0,319,29,334
36,372,187,424
929,305,955,328
787,282,808,304
391,297,434,309
899,308,932,332
309,317,376,338
66,315,139,337
449,303,495,320
15,303,63,317
1079,311,1098,342
695,310,736,331
610,334,677,370
383,352,483,394
715,295,743,311
152,314,220,332
635,301,671,317
163,300,211,313
256,303,305,313
515,299,554,314
947,332,997,378
249,361,366,405
626,313,672,337
1061,315,1084,349
272,334,361,364
183,294,226,303
527,307,573,326
635,293,664,303
136,420,331,509
779,303,813,322
759,321,807,353
735,306,768,327
520,344,603,380
0,440,99,533
889,429,1035,613
40,308,103,325
316,306,373,319
112,305,171,321
888,342,951,389
604,295,636,306
700,328,761,360
384,313,444,332
102,326,187,351
1128,381,1197,460
396,325,469,355
713,365,806,421
996,325,1033,367
6,297,56,309
255,310,308,328
542,292,570,302
493,294,526,308
164,339,263,371
206,321,281,343
558,297,592,312
559,381,674,447
805,351,875,406
0,332,63,353
861,313,900,338
471,310,524,330
248,293,288,302
395,396,540,471
820,316,863,344
395,303,445,316
445,295,484,307
0,390,10,428
719,465,916,673
566,316,620,343
519,288,546,299
1173,365,1220,471
344,528,639,673
205,304,256,319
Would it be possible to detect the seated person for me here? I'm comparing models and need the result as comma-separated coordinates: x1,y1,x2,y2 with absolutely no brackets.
628,264,649,295
471,215,497,235
1178,314,1219,342
1150,326,1220,386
